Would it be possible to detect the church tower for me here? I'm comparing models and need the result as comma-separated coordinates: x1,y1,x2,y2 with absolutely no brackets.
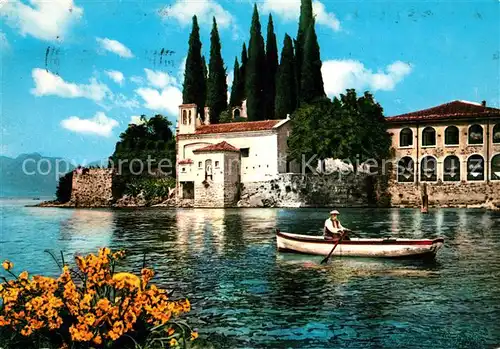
178,104,198,135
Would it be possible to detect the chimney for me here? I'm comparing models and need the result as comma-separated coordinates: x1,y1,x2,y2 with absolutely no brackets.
481,100,486,107
204,107,210,125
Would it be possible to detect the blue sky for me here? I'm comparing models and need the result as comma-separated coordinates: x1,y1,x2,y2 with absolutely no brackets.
1,0,499,163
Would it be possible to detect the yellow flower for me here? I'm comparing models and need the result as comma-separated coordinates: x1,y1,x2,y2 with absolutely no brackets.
169,338,179,347
2,260,13,271
18,271,29,280
191,331,199,341
113,272,140,289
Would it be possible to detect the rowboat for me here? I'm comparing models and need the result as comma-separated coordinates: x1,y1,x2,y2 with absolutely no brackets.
276,231,444,259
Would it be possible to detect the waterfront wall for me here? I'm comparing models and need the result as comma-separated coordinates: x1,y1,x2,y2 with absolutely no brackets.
70,168,114,207
238,173,372,208
388,181,500,209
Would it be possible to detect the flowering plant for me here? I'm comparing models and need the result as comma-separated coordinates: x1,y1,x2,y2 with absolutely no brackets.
0,248,198,348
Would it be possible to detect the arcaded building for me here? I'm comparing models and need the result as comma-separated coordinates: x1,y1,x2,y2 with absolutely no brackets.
386,100,500,207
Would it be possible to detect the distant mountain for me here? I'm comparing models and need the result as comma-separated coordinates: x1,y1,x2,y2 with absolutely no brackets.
0,153,75,198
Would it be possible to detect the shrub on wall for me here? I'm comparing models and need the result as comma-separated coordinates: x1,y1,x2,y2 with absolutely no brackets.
55,171,73,203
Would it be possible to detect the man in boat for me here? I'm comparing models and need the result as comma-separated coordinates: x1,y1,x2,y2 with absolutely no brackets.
324,210,349,240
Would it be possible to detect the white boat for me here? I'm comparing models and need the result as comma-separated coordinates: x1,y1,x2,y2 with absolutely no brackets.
276,231,444,259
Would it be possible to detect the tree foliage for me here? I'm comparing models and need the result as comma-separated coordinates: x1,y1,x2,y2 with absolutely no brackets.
245,4,266,121
182,15,205,116
229,57,242,107
300,19,325,104
239,43,248,103
110,115,176,177
288,90,391,172
295,0,313,98
265,14,278,119
206,17,228,124
275,34,297,119
55,171,73,203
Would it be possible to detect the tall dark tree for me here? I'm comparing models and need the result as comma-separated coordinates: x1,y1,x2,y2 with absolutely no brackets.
201,55,207,112
182,15,205,116
275,34,297,118
239,43,248,102
245,4,266,121
295,0,313,98
206,17,227,124
229,57,241,107
265,14,278,119
300,20,325,104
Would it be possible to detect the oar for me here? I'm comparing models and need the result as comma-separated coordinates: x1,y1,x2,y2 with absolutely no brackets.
320,231,346,265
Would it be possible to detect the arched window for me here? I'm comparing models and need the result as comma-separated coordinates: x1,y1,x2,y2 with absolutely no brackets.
182,110,187,125
420,156,437,182
422,127,436,147
397,157,414,183
233,108,241,119
491,154,500,180
467,154,484,181
188,110,192,125
468,124,483,145
399,128,413,147
443,155,460,182
493,124,500,144
445,126,459,146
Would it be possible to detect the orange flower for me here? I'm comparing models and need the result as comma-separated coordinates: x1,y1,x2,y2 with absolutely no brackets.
18,271,29,281
191,331,199,341
141,268,155,287
113,272,140,290
167,327,175,336
93,335,102,345
2,260,13,271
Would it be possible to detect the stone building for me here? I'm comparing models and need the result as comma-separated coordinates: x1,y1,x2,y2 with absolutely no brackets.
386,100,500,207
176,103,296,207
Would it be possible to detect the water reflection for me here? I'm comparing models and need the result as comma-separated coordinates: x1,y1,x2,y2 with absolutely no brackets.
2,200,500,348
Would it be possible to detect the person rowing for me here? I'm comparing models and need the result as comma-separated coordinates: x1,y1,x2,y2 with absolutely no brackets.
323,210,350,241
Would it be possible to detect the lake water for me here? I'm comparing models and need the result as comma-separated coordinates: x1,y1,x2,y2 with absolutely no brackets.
1,199,500,348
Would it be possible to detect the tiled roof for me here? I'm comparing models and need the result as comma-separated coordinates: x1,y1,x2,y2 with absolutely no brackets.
386,100,500,123
193,141,240,153
195,120,282,134
178,159,193,165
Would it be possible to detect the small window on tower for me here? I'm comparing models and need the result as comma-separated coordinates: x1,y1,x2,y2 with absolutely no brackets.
241,148,250,157
198,161,202,168
215,161,220,168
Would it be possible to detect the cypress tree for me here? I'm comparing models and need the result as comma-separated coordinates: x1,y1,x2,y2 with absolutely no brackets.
206,17,228,124
229,57,241,107
300,19,325,104
265,14,278,119
182,15,205,116
201,55,207,111
245,4,266,121
275,34,297,118
295,0,313,98
239,43,248,102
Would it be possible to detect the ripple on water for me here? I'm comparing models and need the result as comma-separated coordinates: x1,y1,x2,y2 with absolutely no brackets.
1,201,500,348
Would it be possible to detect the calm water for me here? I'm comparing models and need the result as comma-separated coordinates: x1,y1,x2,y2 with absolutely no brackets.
1,199,500,349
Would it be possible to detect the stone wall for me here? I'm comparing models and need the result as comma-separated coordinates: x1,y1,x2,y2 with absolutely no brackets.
388,181,500,209
70,168,114,207
238,173,371,208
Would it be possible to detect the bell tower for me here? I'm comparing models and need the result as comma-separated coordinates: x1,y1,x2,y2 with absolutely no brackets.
178,104,198,135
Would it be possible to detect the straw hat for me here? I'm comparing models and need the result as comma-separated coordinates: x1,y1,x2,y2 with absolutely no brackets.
329,210,340,215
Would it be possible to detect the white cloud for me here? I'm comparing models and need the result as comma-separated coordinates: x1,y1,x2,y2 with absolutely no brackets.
31,68,111,101
130,115,146,125
96,37,134,58
61,112,119,137
321,60,413,96
130,76,144,85
0,0,83,41
136,86,182,116
162,0,234,29
261,0,340,32
105,70,124,85
177,55,187,83
144,68,178,89
227,71,234,88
